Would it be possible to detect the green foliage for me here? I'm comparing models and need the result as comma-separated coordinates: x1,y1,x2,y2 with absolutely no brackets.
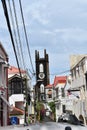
48,101,55,113
35,101,45,121
28,117,31,124
48,101,56,121
36,102,44,111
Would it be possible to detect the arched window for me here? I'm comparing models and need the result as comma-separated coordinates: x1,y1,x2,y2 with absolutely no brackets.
39,64,44,73
40,84,44,93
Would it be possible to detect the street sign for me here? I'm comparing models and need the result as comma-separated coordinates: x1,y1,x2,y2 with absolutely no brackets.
11,116,18,125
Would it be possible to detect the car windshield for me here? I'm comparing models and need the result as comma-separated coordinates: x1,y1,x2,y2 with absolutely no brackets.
58,114,84,125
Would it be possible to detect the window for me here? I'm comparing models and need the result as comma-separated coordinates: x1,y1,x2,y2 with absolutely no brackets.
48,89,52,98
48,94,52,98
56,88,59,98
8,77,26,95
40,84,44,93
39,64,44,73
61,88,65,97
41,94,45,100
62,105,66,113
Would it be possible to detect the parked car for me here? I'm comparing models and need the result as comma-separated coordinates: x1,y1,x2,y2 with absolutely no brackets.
58,113,84,125
57,113,87,130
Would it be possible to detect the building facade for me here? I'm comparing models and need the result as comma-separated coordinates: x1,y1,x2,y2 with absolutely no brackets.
69,55,87,124
54,76,67,122
8,66,32,124
0,43,10,126
35,49,50,102
45,84,53,103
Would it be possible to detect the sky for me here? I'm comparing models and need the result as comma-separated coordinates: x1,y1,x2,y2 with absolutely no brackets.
0,0,87,83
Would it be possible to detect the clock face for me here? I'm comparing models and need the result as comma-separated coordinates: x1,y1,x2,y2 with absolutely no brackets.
38,73,45,79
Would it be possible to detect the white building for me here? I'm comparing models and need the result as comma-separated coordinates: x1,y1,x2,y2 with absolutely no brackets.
69,55,87,124
53,76,67,122
8,66,34,124
45,84,53,103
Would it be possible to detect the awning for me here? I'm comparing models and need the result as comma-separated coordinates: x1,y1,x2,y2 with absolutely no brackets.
0,94,13,110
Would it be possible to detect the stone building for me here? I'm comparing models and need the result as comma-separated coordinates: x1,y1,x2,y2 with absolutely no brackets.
35,49,50,102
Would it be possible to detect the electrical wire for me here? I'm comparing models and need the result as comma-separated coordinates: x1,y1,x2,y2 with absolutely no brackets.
18,0,35,75
12,0,26,70
7,0,23,69
7,0,32,79
50,69,70,76
1,0,24,92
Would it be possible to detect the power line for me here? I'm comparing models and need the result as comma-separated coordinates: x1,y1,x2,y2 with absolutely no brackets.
18,0,35,74
49,69,70,76
7,0,33,79
1,0,24,91
12,0,26,70
7,0,23,68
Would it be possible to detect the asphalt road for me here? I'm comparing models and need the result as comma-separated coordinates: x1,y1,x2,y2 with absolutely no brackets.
0,116,87,130
0,122,87,130
0,123,59,130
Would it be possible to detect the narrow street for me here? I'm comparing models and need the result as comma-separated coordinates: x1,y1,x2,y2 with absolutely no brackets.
1,0,87,128
0,116,87,130
0,122,67,130
0,122,87,130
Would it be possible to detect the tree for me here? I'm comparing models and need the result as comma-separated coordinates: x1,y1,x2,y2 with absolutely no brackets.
48,101,56,121
36,102,45,121
48,101,55,113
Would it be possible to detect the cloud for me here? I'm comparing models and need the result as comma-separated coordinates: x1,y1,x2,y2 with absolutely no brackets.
55,28,87,43
1,0,87,80
22,0,50,26
31,10,49,25
22,0,87,32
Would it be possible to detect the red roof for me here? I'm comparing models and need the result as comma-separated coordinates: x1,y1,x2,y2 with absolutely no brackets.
10,107,24,115
10,107,28,116
54,76,67,87
45,84,53,89
8,66,26,74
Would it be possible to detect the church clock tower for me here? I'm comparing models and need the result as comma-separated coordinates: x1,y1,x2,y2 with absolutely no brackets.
35,49,50,101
